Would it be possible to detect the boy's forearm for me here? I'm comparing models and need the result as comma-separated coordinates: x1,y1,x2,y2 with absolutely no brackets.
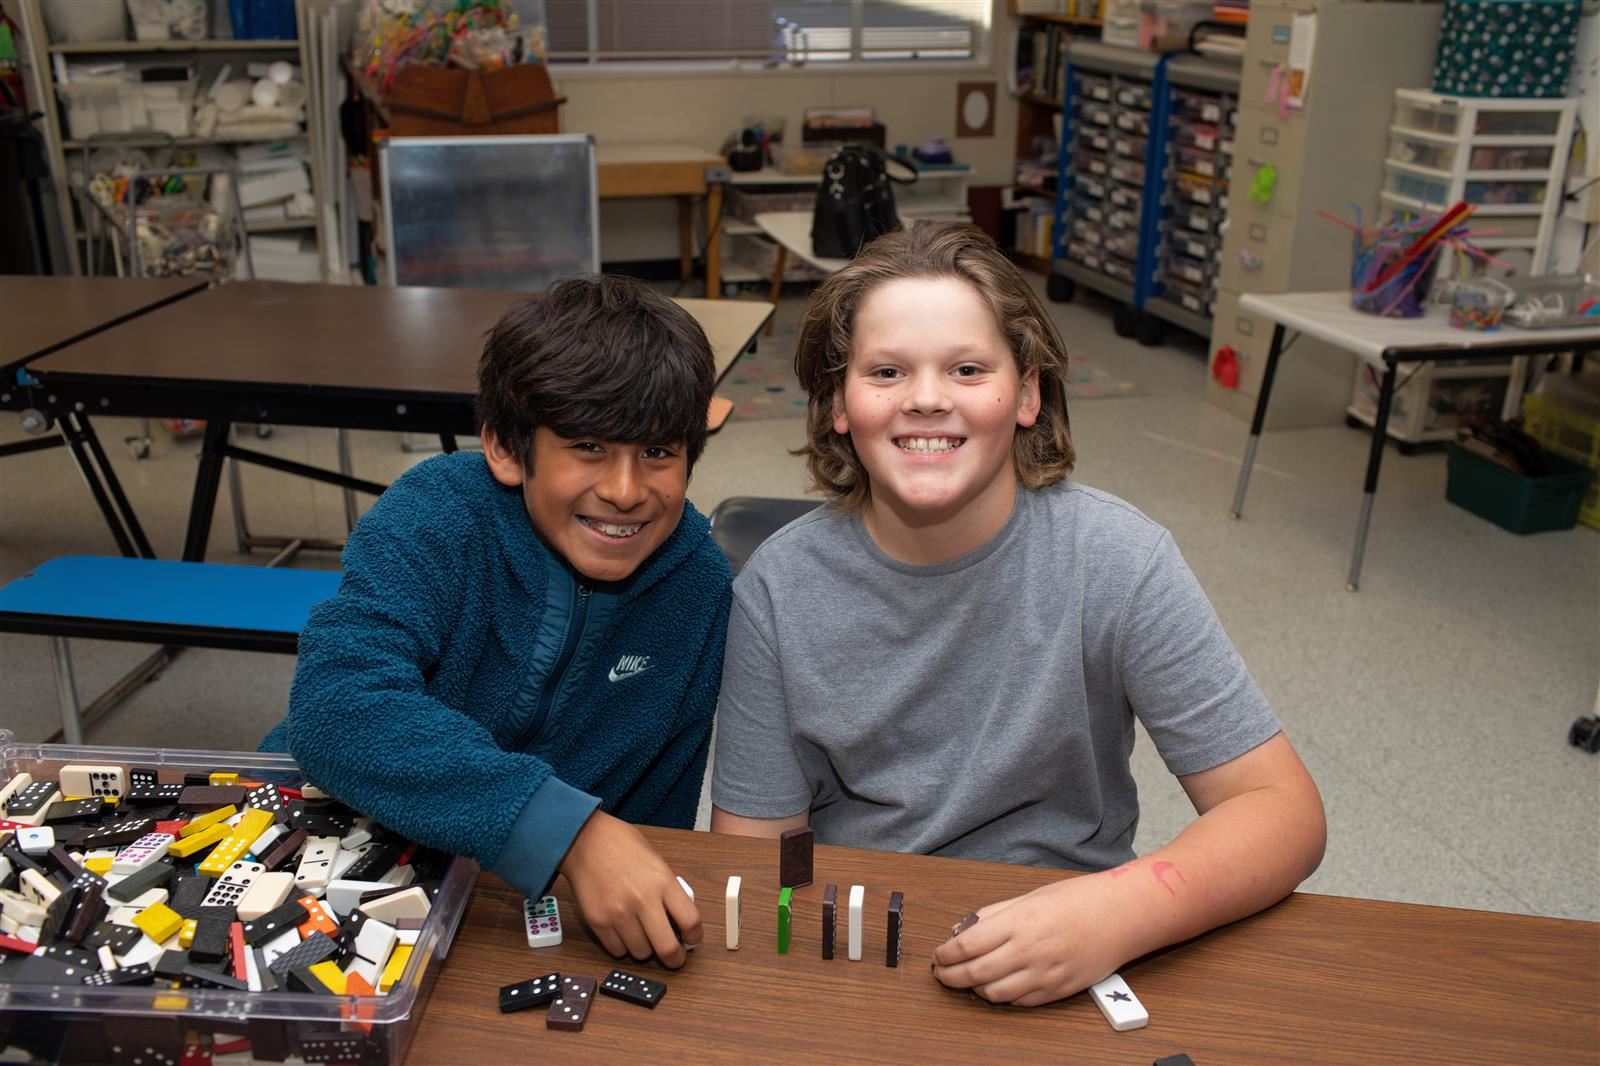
1094,778,1326,961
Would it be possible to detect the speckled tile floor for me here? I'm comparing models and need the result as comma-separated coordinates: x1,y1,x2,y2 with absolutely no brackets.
3,280,1595,922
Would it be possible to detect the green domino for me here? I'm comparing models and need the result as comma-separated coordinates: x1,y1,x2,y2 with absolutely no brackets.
777,887,792,954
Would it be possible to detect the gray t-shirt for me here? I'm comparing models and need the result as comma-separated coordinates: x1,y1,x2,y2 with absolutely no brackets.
711,480,1281,871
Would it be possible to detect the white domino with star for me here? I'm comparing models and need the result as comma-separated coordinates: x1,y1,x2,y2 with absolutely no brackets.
1088,972,1148,1031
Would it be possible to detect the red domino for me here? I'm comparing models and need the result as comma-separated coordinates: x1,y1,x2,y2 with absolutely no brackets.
230,921,249,982
0,935,38,955
211,1038,250,1055
277,787,303,800
155,820,189,836
0,818,29,832
397,841,418,866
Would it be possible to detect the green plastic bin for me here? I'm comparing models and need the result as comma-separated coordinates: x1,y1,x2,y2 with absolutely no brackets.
1446,444,1594,534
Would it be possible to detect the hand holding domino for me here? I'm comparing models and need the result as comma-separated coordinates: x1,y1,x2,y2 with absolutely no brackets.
555,810,701,967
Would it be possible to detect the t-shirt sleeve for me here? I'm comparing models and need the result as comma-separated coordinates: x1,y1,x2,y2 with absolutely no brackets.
710,573,813,819
1117,532,1282,777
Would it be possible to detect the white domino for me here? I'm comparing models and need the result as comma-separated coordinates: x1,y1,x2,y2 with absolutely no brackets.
340,818,373,849
236,871,294,921
354,918,398,965
202,861,266,909
16,826,54,856
58,764,124,799
294,834,340,892
332,842,374,881
325,878,391,919
725,875,742,951
357,885,429,923
675,876,695,951
523,895,562,948
1088,972,1149,1031
112,833,174,874
18,870,60,908
378,863,415,887
345,953,383,989
847,884,864,961
0,773,33,811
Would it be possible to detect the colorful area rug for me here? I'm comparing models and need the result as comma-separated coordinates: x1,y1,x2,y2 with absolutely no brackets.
718,321,1143,422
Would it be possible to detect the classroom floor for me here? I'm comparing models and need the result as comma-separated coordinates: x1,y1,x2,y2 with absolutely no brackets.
1,280,1596,924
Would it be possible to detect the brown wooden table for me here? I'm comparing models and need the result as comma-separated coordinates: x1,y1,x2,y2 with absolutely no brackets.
0,275,204,372
596,143,726,299
27,282,772,561
1,276,206,557
408,826,1600,1065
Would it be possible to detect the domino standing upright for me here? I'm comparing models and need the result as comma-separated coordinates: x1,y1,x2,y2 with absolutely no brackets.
885,891,903,968
779,826,814,889
674,875,695,951
724,875,741,950
821,884,837,959
777,887,792,955
847,884,864,962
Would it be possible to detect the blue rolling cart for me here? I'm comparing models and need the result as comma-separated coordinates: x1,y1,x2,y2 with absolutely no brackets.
1047,41,1240,347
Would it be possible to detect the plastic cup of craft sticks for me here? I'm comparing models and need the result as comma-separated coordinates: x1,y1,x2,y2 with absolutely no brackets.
1449,278,1512,331
1350,233,1438,318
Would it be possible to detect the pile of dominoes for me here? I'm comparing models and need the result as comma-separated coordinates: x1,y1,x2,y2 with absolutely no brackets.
0,762,457,1064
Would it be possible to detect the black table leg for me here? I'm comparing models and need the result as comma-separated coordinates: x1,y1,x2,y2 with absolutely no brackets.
440,435,458,453
56,412,138,558
1230,323,1286,519
75,413,155,559
1348,359,1398,592
183,417,232,562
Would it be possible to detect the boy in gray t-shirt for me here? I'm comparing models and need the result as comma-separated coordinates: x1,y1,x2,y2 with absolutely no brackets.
710,222,1326,1008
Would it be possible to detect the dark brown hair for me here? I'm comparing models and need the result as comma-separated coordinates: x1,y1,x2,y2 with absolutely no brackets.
792,222,1075,510
476,274,715,471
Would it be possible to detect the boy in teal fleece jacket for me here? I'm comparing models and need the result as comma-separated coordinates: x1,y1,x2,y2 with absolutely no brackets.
260,275,731,968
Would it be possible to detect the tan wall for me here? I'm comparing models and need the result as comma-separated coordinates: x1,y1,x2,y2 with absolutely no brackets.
554,2,1019,262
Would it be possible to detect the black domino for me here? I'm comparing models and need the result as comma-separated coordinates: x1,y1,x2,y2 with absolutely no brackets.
599,968,666,1008
500,972,562,1013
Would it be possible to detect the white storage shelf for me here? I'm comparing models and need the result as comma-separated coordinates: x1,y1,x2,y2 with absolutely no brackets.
18,0,318,277
1355,88,1579,445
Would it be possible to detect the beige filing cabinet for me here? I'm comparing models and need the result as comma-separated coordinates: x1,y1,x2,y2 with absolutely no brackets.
1206,0,1444,429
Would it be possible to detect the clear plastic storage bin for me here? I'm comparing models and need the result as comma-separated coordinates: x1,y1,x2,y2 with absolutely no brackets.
0,735,477,1066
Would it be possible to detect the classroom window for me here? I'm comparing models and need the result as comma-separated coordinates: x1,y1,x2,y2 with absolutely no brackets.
541,0,987,65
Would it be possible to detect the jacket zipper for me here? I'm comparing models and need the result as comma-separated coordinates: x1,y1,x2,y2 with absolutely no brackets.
514,581,591,751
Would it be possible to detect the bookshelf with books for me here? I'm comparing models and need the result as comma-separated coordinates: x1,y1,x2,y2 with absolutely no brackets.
1007,1,1101,272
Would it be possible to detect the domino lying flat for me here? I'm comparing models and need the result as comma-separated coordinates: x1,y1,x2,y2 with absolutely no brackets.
1088,972,1149,1031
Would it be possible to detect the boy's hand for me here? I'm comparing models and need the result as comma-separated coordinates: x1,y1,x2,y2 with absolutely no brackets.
557,811,702,968
929,874,1135,1007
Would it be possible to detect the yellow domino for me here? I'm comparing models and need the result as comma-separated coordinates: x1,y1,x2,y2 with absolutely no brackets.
308,961,347,995
180,805,238,837
378,944,413,992
84,855,113,875
197,808,273,876
178,919,197,949
167,822,229,858
208,772,238,787
133,902,183,944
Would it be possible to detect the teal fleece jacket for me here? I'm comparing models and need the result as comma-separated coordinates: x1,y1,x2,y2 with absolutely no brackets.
259,452,731,900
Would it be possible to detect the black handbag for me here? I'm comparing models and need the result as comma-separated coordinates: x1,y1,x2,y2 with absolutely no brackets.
810,144,917,259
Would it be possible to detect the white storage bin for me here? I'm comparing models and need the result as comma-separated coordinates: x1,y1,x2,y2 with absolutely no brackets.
43,0,126,43
57,78,130,138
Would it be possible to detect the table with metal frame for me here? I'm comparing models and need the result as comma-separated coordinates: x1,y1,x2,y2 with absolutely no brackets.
1228,290,1600,590
25,281,772,564
1,275,207,557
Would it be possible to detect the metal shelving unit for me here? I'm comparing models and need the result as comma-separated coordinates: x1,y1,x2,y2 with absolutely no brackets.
16,0,320,275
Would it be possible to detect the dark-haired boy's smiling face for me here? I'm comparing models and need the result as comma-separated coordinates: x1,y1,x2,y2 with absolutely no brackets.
485,426,687,582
